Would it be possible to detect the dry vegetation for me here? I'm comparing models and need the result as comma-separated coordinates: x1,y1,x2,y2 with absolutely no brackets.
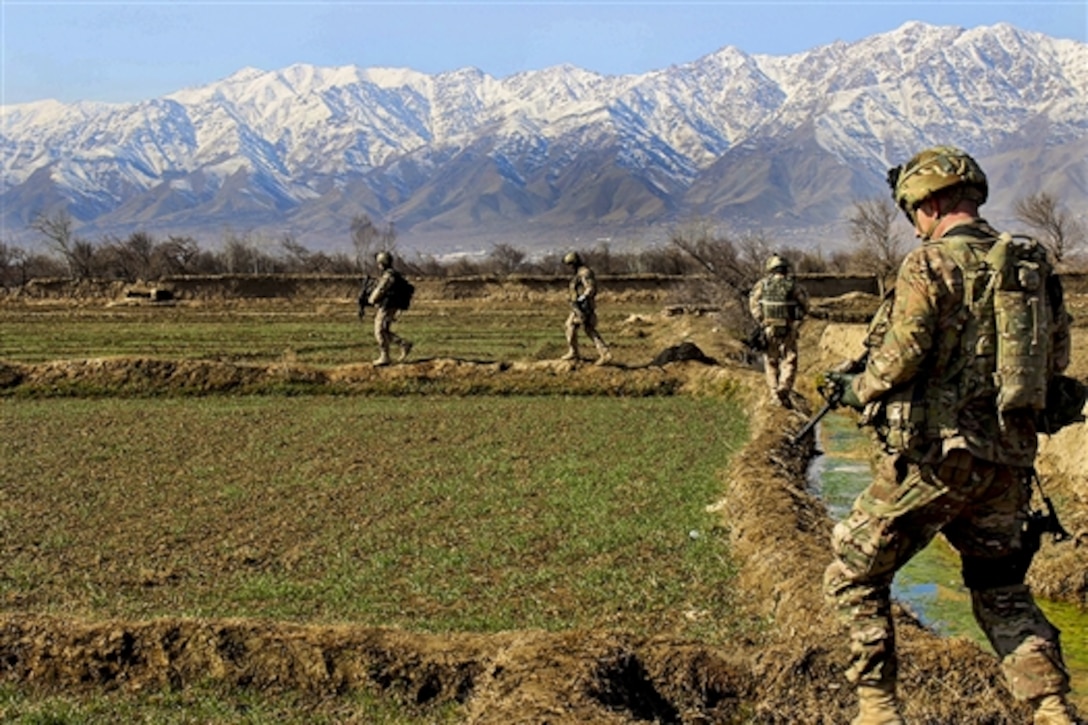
0,282,1085,723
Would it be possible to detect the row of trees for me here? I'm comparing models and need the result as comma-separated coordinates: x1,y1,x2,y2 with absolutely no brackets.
844,191,1088,297
2,194,1083,295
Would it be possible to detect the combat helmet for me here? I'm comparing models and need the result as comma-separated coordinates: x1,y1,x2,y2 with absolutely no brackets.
375,251,393,269
563,251,582,266
765,255,789,273
887,146,988,221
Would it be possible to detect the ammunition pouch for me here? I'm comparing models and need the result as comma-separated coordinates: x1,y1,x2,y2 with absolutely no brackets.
765,321,790,340
863,382,928,454
760,299,793,326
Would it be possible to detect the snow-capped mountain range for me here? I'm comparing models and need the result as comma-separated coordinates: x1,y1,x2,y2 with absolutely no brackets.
2,21,1086,255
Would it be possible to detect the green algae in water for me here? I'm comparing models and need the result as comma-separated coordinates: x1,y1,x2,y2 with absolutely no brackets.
814,412,1088,706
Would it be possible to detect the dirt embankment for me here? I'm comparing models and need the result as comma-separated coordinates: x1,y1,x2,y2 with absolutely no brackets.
4,273,880,305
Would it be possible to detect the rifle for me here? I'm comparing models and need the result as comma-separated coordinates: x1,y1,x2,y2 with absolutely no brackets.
790,352,869,445
790,375,846,445
570,295,591,319
745,325,768,353
1028,471,1071,544
357,275,376,318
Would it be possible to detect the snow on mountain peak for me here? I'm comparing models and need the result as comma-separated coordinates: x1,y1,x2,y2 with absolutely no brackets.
1,22,1085,252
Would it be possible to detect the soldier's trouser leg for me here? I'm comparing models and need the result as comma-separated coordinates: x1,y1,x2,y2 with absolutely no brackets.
946,465,1071,703
584,313,610,361
374,308,401,363
827,452,1071,701
763,335,783,395
824,451,969,687
970,585,1070,702
564,312,580,359
778,327,800,393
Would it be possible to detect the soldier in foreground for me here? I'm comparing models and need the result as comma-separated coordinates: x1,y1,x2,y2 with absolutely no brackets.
748,254,809,407
366,251,413,366
561,251,611,365
822,146,1078,724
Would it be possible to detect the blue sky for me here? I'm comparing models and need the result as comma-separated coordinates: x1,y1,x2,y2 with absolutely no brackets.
1,1,1085,106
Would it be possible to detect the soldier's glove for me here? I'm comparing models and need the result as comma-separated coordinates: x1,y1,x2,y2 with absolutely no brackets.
825,372,864,411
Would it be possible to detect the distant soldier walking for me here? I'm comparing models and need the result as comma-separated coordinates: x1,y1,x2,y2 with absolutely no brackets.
822,146,1078,725
748,254,809,406
367,251,413,367
561,251,611,365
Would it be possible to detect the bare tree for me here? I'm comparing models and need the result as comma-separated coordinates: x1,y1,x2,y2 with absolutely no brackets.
97,231,158,281
150,236,202,276
668,219,760,293
350,214,397,273
29,209,97,278
1,242,66,285
847,198,908,296
1014,191,1086,265
0,241,24,287
486,243,527,276
280,233,312,271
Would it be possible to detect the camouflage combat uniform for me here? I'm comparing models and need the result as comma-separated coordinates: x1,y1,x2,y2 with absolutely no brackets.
748,270,809,402
369,267,412,365
564,263,611,364
824,218,1073,703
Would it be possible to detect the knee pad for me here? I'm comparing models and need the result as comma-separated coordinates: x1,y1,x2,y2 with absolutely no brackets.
961,552,1031,591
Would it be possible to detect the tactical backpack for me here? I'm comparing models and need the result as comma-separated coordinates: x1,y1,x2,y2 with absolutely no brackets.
945,232,1055,421
760,275,799,328
386,271,415,311
866,232,1070,453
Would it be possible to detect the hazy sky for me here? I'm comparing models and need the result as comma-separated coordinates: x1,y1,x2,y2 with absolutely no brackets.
1,1,1085,106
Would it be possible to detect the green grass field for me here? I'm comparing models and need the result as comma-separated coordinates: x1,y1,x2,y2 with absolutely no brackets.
2,395,748,638
0,299,662,366
0,297,753,722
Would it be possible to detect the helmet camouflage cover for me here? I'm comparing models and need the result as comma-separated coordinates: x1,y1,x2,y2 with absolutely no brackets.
375,251,393,268
563,251,582,266
887,145,988,217
765,255,789,273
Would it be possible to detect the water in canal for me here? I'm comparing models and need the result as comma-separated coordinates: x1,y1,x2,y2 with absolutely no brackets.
811,411,1087,707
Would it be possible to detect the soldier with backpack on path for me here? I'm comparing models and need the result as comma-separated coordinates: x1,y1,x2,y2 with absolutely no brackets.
821,146,1078,725
367,251,414,366
748,254,809,407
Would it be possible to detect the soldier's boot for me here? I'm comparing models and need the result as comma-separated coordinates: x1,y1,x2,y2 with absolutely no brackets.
399,340,413,361
852,685,904,725
594,345,612,366
1032,694,1078,725
373,347,391,367
560,345,579,361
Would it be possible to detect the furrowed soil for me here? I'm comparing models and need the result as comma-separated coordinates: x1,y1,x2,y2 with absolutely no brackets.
1,288,1086,723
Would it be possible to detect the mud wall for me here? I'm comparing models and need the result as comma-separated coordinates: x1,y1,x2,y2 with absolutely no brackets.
5,273,880,302
1062,272,1088,295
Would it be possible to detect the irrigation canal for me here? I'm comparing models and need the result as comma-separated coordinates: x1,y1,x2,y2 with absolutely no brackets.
810,412,1087,707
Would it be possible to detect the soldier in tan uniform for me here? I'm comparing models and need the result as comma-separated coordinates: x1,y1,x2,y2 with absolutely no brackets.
368,251,413,366
749,255,809,407
823,146,1077,724
561,251,611,365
